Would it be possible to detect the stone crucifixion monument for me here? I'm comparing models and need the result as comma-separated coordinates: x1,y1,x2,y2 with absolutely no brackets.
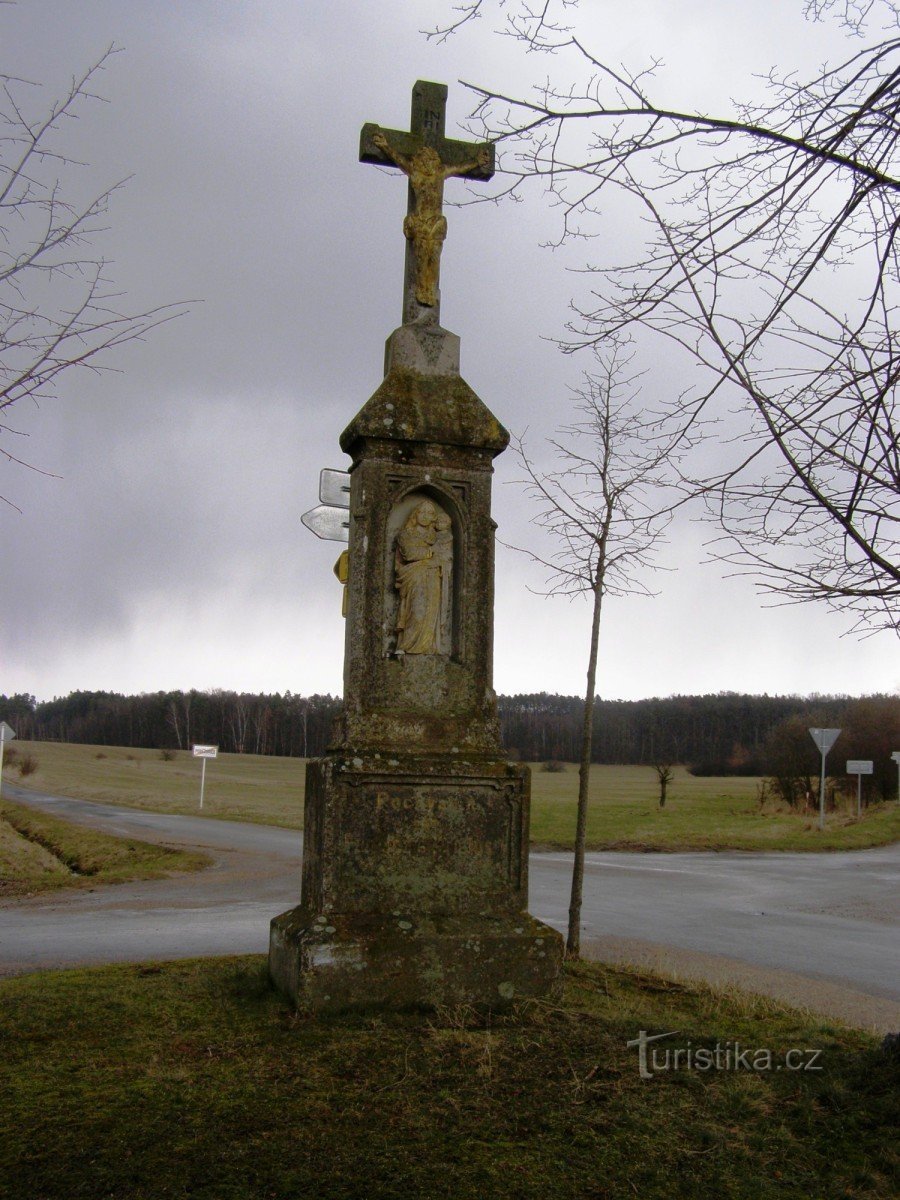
269,80,563,1011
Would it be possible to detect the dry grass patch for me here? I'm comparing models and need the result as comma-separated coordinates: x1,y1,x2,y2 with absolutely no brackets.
0,798,210,898
0,956,895,1199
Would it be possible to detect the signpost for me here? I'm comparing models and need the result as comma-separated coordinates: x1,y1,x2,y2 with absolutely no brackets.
192,744,218,809
0,721,16,801
809,728,841,831
846,759,873,818
301,468,351,543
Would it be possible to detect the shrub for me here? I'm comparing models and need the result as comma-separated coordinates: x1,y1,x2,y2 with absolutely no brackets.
687,760,762,777
159,749,176,762
542,760,565,773
17,754,38,778
3,745,18,765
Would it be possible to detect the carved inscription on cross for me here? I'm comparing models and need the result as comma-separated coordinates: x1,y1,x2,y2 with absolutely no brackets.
360,81,495,324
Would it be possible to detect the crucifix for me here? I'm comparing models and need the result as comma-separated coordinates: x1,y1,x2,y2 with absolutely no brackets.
269,78,563,1013
360,81,495,325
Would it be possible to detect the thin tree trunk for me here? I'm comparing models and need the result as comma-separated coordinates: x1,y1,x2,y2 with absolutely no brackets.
567,573,604,958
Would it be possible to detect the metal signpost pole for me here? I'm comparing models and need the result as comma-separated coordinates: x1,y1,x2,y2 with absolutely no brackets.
0,722,16,802
847,760,874,818
809,728,841,832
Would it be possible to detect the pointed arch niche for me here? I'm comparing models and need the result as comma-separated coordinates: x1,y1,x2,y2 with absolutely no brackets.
383,488,462,659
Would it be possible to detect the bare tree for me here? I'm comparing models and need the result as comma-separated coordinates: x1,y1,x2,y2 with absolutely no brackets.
0,45,184,506
654,763,673,809
511,344,675,956
431,0,900,633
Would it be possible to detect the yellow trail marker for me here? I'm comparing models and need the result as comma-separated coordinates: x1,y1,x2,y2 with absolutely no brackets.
333,549,349,616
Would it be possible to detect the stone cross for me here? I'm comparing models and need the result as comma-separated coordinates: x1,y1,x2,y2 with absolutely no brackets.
360,81,495,325
269,80,561,1015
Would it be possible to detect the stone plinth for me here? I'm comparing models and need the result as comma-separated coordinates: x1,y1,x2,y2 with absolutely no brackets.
269,752,560,1011
269,318,562,1012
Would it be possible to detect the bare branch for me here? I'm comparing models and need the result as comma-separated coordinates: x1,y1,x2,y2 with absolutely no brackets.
438,0,900,632
0,42,186,503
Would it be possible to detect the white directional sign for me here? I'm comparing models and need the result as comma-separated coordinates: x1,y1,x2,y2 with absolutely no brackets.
301,504,350,542
847,759,873,817
809,728,841,754
319,468,351,508
192,745,218,810
846,760,873,775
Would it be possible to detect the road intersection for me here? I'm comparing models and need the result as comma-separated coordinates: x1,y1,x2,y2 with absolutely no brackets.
3,785,897,1031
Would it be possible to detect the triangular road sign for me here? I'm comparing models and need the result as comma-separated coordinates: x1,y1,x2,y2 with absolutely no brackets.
809,728,840,755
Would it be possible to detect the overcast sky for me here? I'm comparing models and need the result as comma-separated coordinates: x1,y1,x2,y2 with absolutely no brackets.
2,0,897,705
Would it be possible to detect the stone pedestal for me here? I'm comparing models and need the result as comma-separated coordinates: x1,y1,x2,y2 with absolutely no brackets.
269,319,562,1012
269,754,559,1011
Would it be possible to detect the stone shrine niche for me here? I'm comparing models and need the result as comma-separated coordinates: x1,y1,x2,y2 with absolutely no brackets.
385,491,455,657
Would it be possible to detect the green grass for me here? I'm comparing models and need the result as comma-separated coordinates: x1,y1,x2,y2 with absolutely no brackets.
0,797,210,898
0,956,895,1199
527,764,900,852
10,740,899,852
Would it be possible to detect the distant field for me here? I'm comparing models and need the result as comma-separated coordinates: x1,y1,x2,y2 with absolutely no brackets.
6,741,306,828
6,740,899,852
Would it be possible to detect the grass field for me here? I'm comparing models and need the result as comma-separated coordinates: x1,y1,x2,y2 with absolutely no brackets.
7,739,899,852
0,796,209,898
0,955,895,1200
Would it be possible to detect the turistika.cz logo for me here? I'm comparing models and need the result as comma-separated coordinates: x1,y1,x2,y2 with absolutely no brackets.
626,1030,824,1080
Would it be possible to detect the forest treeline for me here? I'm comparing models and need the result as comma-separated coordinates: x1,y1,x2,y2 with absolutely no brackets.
2,688,897,783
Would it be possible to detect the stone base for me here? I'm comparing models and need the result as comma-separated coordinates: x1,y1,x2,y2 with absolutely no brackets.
268,909,563,1013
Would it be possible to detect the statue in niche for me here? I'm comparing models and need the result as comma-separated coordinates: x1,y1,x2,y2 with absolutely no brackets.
394,499,453,655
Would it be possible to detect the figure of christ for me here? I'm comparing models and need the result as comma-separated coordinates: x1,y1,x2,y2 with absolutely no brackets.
372,130,492,308
394,501,448,655
432,512,453,654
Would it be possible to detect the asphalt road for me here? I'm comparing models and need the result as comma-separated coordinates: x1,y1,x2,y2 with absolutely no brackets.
3,785,898,1030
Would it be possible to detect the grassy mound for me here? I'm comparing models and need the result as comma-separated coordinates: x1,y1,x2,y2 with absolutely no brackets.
0,797,209,897
1,957,896,1199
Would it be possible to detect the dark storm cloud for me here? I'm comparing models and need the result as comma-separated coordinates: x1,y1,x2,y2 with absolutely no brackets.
2,1,896,700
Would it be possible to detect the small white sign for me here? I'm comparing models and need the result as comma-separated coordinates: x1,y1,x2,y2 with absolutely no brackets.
192,744,218,759
846,760,873,775
0,722,16,742
892,751,900,764
301,504,350,542
319,468,351,508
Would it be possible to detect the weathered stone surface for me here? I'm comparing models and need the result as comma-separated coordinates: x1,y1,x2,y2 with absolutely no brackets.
383,322,460,376
268,749,563,1010
300,755,530,916
340,366,509,456
269,911,559,1013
